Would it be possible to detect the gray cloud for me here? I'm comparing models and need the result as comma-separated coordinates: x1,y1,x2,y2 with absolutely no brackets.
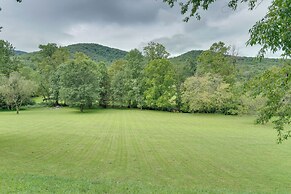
0,0,277,57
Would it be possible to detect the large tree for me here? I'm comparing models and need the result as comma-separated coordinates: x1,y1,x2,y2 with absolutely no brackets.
59,53,102,112
108,60,128,107
36,43,70,105
196,41,237,84
181,73,233,113
144,59,177,110
123,49,145,108
108,50,145,108
0,72,36,114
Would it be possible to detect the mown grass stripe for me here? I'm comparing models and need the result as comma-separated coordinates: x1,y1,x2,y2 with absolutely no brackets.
0,108,291,193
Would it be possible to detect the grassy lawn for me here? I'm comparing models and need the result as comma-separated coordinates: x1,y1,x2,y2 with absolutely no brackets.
0,108,290,193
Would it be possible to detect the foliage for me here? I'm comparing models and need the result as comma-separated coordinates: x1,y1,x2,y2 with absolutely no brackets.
0,40,18,76
59,53,102,112
36,43,70,104
123,49,145,108
181,73,233,113
0,72,36,114
162,0,259,21
108,50,145,108
248,63,291,143
247,0,291,58
97,62,110,108
170,50,201,81
196,42,237,84
143,59,177,110
108,60,128,107
143,42,170,61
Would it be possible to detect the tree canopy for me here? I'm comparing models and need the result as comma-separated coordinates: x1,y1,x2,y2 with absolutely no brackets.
59,53,103,112
247,0,291,58
0,72,36,114
143,42,170,61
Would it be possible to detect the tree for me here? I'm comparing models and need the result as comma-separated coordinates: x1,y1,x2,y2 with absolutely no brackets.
248,64,291,143
143,42,170,61
181,73,233,113
59,53,102,112
108,51,145,108
196,41,237,84
247,0,291,58
97,62,110,108
36,43,69,105
108,60,128,107
143,59,177,110
0,40,18,76
124,49,145,108
0,72,36,114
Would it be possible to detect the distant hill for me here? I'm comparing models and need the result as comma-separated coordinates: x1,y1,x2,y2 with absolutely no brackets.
235,56,281,78
65,43,128,63
170,50,203,64
14,50,27,56
170,49,282,78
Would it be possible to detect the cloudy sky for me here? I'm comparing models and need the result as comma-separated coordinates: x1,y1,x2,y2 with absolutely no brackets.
0,0,277,57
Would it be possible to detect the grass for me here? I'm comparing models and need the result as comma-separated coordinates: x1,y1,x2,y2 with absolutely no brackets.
0,108,290,193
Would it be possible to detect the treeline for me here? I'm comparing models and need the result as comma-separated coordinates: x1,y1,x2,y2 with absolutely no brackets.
0,40,267,114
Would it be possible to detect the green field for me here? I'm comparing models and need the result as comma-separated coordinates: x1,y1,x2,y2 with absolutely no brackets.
0,108,290,193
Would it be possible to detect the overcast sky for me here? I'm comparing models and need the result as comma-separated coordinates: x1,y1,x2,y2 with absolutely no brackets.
0,0,277,57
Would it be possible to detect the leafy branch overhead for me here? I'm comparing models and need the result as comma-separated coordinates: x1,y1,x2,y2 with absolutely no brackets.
162,0,291,58
247,0,291,58
162,0,259,21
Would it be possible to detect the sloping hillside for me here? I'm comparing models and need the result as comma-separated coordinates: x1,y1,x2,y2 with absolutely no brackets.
170,50,203,64
66,43,127,63
14,50,27,56
171,50,281,78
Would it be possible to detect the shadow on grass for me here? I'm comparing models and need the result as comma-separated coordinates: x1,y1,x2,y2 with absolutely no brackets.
68,108,106,115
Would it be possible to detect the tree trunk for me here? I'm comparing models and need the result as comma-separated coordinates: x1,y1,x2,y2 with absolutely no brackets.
80,104,84,112
16,105,19,114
